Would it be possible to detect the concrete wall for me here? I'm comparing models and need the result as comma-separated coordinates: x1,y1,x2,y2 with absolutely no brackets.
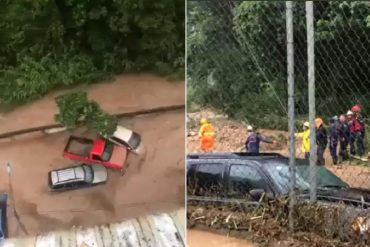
0,208,185,247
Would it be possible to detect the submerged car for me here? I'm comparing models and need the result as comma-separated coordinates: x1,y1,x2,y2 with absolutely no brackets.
109,125,142,154
48,163,108,192
64,136,128,170
187,152,370,207
187,152,370,240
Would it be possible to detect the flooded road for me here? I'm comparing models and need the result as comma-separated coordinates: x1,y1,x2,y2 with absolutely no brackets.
187,230,258,247
0,74,185,237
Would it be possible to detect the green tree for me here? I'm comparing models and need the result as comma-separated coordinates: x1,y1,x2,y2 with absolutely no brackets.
55,91,117,138
187,1,370,129
0,0,184,105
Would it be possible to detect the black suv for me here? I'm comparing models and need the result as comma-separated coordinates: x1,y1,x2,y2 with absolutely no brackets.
187,152,370,206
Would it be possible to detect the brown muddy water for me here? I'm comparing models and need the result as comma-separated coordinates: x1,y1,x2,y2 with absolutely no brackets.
0,74,185,237
187,230,258,247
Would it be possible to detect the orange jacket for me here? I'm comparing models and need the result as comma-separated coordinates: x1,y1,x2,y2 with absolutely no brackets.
199,123,215,137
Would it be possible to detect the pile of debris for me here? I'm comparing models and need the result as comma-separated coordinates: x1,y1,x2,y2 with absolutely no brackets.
187,198,366,247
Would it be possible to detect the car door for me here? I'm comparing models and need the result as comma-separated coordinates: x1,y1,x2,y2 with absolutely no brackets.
191,160,226,197
227,162,274,200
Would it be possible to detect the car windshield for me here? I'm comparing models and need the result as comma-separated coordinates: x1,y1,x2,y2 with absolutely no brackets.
83,165,93,183
264,163,309,194
102,142,114,161
296,165,348,189
128,132,141,150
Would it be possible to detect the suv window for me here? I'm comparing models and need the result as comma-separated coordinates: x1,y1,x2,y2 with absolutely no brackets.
228,164,270,198
102,143,114,161
83,165,93,183
52,183,64,190
194,163,224,197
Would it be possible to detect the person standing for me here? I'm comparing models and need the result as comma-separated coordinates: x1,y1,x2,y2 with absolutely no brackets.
245,125,274,153
315,118,328,166
329,116,339,164
347,110,356,155
198,118,215,152
352,104,366,156
295,121,310,160
338,114,350,161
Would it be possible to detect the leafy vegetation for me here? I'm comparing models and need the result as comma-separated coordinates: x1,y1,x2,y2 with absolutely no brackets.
187,1,370,130
0,0,184,105
55,91,117,138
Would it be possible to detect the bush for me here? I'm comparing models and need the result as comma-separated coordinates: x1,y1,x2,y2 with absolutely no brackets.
0,0,184,105
0,52,106,104
55,91,117,138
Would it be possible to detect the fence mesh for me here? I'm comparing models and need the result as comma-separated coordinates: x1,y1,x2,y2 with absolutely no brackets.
187,1,370,245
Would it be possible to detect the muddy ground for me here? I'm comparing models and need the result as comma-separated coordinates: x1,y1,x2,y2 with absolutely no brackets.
188,229,258,247
0,74,185,237
187,108,370,190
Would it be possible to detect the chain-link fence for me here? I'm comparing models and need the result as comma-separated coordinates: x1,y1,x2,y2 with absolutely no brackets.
187,1,370,244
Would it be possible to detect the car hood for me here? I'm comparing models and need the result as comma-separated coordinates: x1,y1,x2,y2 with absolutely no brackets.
91,165,108,183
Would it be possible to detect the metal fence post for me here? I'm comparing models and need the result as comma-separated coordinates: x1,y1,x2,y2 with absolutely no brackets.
286,1,296,231
306,1,317,203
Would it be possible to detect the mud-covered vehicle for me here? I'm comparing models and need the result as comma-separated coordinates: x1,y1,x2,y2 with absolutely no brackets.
64,136,128,171
187,152,370,240
187,153,370,203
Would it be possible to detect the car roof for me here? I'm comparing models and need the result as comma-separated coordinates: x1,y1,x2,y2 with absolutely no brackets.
51,166,86,185
112,125,133,141
187,153,312,171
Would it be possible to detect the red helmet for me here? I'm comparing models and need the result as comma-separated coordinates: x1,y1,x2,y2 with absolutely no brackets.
352,104,361,112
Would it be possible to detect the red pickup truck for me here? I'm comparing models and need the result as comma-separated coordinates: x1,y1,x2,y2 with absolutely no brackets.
63,136,128,170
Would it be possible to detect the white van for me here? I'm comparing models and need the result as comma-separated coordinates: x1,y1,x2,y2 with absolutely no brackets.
109,125,142,154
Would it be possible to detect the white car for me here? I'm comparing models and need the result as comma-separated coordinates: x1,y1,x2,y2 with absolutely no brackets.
109,125,142,154
48,164,108,192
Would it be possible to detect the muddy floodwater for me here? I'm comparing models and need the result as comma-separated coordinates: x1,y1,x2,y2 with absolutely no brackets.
0,74,184,237
187,230,258,247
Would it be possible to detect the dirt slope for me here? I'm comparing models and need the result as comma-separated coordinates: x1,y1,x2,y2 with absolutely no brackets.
0,74,185,237
187,108,370,189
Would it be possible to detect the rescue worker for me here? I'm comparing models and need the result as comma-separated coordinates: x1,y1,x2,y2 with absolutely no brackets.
352,104,366,156
295,121,310,159
198,118,215,152
329,116,339,164
347,110,356,155
315,118,327,166
338,114,350,161
245,125,274,153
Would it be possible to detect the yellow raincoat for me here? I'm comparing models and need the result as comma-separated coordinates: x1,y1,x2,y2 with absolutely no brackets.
295,129,310,153
199,123,215,151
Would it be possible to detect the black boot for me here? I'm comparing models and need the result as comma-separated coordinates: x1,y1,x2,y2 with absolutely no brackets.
333,157,338,165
